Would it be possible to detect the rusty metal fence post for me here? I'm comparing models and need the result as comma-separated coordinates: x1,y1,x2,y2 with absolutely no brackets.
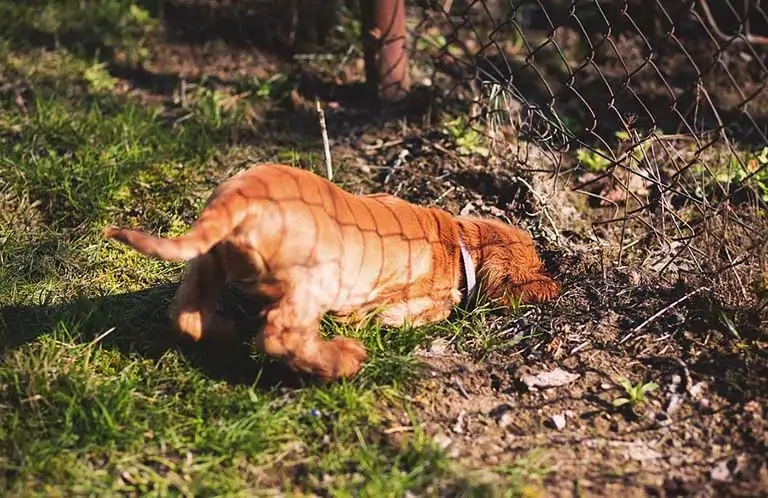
361,0,411,103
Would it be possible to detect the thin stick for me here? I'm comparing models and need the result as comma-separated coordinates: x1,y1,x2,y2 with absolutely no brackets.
88,327,116,347
640,356,693,395
512,175,561,243
383,426,414,435
315,97,333,180
631,287,709,334
454,377,471,399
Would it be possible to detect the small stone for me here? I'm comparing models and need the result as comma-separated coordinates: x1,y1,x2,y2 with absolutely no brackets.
655,412,672,427
670,374,682,388
690,381,707,399
744,399,762,416
433,433,452,450
668,456,683,467
428,338,450,355
666,393,684,415
551,413,567,430
710,460,732,482
498,412,515,429
452,410,467,434
488,205,505,217
627,443,663,461
601,383,612,390
698,398,712,413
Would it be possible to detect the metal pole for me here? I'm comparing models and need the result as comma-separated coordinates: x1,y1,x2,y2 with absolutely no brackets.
361,0,411,103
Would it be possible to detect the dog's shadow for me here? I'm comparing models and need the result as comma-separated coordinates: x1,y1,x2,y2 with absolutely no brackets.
0,284,306,389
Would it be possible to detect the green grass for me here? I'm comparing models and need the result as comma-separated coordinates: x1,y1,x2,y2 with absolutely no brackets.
0,1,549,495
0,326,436,495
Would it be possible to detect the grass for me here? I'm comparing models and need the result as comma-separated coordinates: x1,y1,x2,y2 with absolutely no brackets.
0,1,549,495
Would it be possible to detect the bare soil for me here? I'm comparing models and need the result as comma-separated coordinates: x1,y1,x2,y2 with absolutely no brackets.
403,265,768,497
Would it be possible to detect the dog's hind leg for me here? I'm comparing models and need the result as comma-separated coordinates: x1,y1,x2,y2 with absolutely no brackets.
168,252,236,344
255,296,368,382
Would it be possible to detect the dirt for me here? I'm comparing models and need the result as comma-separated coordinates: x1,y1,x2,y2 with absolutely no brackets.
67,1,768,495
293,119,768,496
394,260,768,497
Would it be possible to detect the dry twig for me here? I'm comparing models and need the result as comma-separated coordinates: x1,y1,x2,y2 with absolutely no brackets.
631,286,710,334
315,97,333,180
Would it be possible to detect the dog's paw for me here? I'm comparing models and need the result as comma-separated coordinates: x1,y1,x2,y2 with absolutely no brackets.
326,336,368,380
175,310,204,341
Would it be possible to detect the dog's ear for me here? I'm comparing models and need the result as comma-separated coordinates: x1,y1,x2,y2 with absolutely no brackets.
479,263,560,306
507,272,560,304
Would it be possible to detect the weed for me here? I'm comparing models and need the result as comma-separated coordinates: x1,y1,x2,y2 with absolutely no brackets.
575,130,652,174
718,310,743,340
0,0,158,61
442,116,490,157
689,146,768,203
611,378,659,409
576,147,613,173
83,61,118,93
251,73,290,101
332,5,362,45
417,32,450,53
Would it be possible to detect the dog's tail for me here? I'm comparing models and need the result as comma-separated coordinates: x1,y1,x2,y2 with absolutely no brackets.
104,192,249,261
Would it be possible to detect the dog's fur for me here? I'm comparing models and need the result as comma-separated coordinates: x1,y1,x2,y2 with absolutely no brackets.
105,163,559,381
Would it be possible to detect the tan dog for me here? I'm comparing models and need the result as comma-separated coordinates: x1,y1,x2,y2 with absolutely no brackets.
105,164,559,381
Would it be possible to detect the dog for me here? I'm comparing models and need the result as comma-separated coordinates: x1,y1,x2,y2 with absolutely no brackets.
105,163,559,381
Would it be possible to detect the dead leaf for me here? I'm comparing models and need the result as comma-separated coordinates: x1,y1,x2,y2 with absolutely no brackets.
521,367,580,389
626,442,663,461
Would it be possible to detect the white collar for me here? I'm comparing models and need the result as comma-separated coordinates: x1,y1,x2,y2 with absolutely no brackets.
458,233,477,302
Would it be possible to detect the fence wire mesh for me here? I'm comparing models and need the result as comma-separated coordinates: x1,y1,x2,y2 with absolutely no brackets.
400,0,767,300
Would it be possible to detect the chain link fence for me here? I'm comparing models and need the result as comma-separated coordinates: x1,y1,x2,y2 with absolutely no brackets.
394,0,768,300
153,0,767,305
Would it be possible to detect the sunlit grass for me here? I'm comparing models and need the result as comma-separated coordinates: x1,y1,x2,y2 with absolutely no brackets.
0,1,547,494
